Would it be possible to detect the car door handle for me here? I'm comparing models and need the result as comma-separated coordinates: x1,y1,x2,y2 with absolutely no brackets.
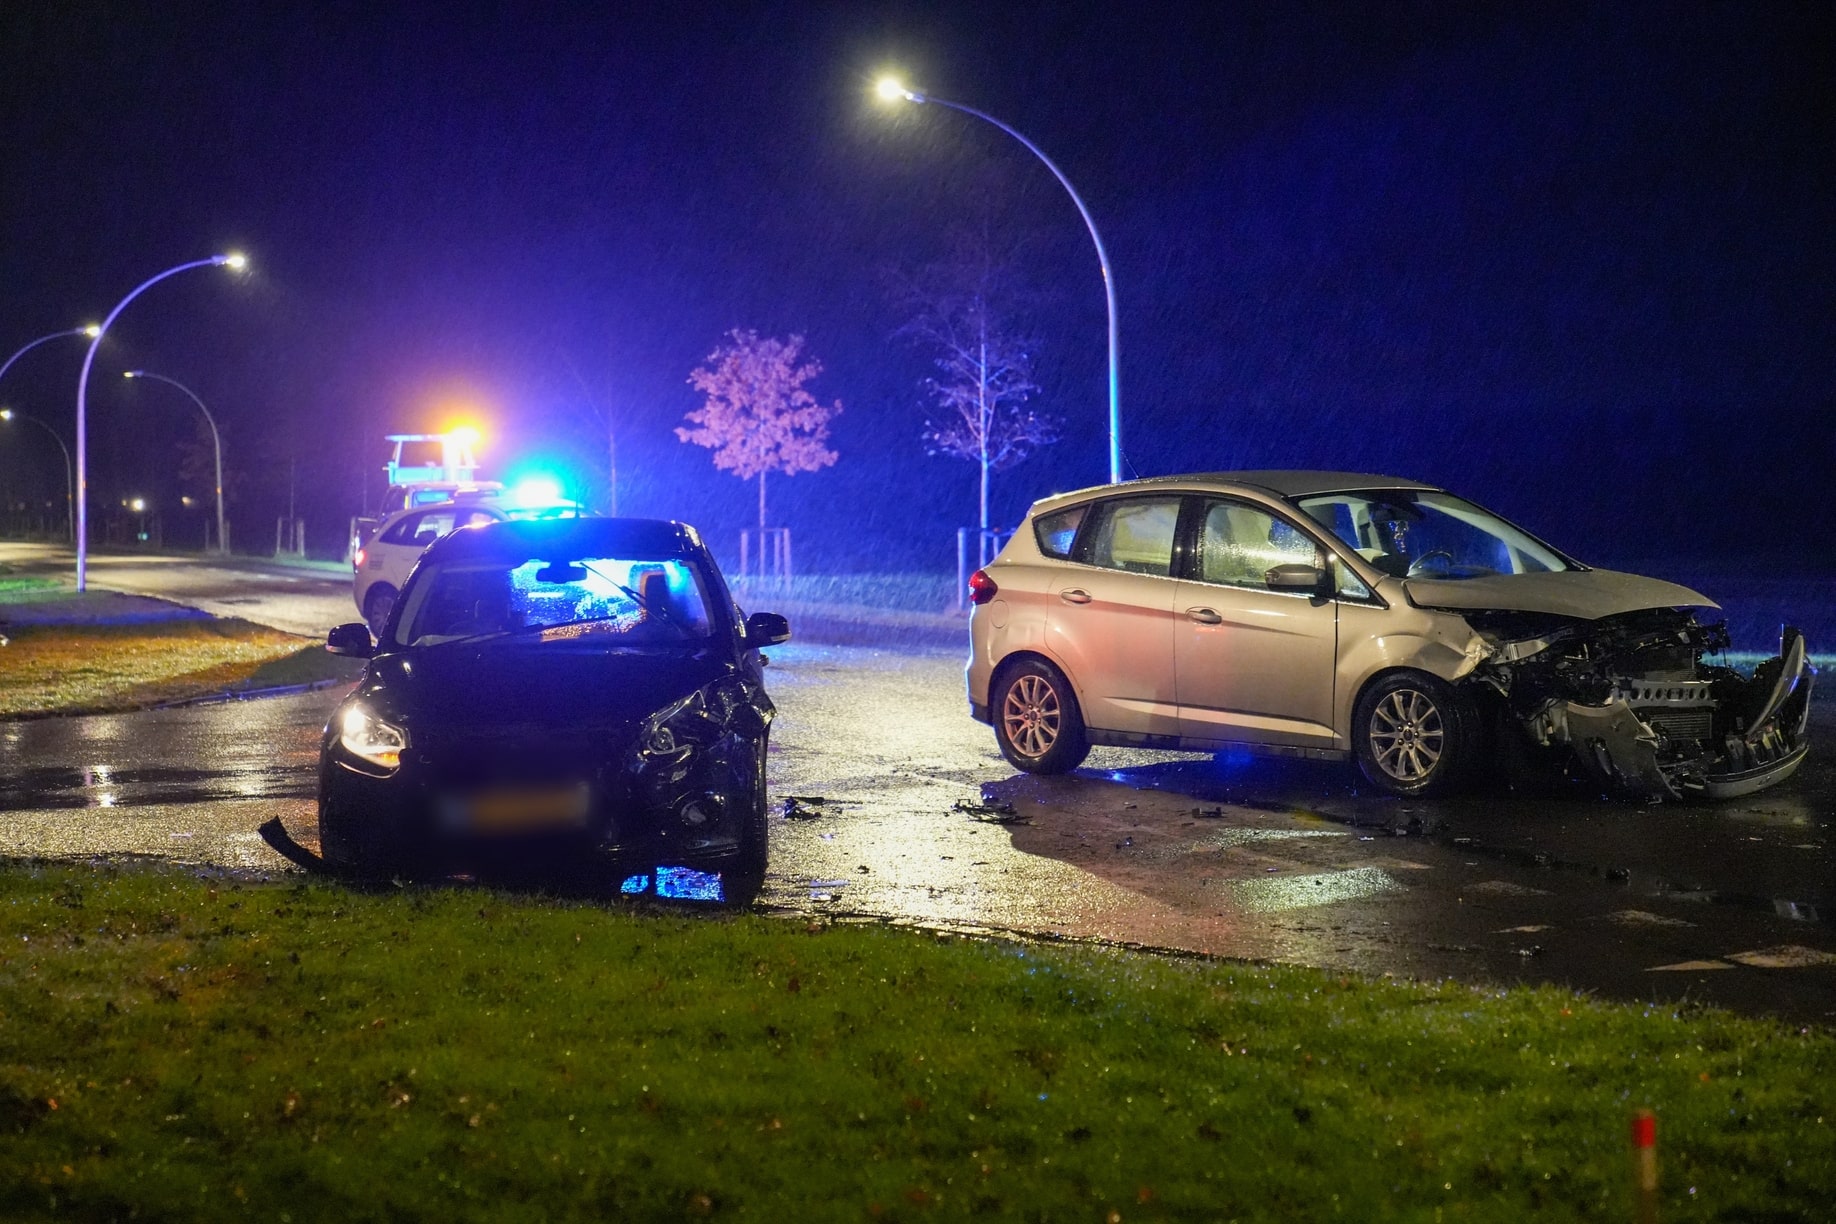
1186,607,1223,625
1060,588,1093,605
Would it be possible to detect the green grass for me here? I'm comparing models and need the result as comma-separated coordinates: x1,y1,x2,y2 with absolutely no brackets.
0,622,361,718
2,863,1831,1222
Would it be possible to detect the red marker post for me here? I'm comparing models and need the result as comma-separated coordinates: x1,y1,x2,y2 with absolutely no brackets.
1631,1108,1659,1224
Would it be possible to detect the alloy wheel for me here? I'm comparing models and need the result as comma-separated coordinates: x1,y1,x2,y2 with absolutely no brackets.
1368,687,1445,783
1002,673,1062,759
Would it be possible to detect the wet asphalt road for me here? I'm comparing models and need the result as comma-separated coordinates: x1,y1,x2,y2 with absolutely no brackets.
2,541,1833,1021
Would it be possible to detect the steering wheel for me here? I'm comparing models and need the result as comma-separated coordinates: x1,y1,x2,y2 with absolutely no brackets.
1405,550,1455,578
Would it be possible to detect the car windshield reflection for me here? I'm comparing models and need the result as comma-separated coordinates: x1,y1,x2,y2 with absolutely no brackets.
1296,489,1573,580
396,554,714,647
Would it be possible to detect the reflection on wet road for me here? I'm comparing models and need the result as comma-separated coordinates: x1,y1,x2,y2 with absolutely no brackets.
1,638,1832,1021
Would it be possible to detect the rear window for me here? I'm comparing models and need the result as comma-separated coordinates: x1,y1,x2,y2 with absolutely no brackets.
1033,505,1089,559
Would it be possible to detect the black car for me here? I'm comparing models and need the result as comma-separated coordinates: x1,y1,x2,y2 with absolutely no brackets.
318,516,790,903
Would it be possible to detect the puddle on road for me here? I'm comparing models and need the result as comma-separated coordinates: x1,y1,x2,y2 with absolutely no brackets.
1226,866,1404,913
0,764,314,811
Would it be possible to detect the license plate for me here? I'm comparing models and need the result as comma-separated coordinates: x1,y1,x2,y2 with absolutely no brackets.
444,783,591,834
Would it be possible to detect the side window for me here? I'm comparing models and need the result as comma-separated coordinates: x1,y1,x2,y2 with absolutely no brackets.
409,511,457,547
1196,501,1320,590
1083,497,1180,576
377,513,425,545
459,510,498,529
1033,505,1088,559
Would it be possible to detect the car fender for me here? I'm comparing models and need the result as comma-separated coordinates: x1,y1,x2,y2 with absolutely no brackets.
1333,602,1488,740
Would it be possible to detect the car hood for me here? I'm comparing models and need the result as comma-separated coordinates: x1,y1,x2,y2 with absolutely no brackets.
1402,569,1718,621
362,643,732,733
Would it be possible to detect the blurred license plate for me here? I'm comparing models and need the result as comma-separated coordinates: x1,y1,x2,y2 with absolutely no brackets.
448,784,591,833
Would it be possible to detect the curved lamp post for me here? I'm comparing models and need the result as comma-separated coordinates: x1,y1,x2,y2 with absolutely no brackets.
0,408,75,542
74,253,246,588
123,371,227,555
876,78,1121,484
0,324,102,387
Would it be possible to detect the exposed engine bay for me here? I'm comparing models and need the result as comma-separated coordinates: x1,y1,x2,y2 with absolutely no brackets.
1461,606,1812,799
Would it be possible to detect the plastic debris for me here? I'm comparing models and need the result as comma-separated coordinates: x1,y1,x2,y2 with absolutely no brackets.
952,798,1029,825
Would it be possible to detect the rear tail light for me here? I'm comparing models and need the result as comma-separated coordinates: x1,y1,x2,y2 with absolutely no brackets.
968,569,998,605
354,548,366,570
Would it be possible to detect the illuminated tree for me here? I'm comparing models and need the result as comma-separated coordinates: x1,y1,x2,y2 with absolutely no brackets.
679,329,841,533
898,248,1058,533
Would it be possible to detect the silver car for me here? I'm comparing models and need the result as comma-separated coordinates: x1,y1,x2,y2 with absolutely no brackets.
966,472,1811,800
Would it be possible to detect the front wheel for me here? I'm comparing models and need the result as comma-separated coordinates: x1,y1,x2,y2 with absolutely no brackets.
1353,671,1473,797
992,658,1090,774
720,738,770,907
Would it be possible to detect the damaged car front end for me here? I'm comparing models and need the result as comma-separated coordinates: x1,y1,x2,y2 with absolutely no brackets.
317,516,790,901
1381,544,1816,801
1457,605,1812,800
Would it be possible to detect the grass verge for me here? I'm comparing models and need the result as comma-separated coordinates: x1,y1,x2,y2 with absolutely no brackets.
1,862,1830,1222
0,622,362,718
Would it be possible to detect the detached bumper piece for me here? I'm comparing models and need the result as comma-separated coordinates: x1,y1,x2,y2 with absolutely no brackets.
1555,627,1813,800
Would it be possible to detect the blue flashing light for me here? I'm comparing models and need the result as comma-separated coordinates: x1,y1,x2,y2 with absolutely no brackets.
509,474,565,507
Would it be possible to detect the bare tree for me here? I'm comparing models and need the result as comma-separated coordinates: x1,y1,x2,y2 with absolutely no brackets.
678,329,840,532
897,245,1058,533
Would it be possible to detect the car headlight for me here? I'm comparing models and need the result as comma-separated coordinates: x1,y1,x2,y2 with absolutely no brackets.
339,704,408,772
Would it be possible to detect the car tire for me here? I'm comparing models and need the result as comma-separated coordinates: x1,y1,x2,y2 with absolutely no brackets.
720,738,770,907
992,657,1090,774
1353,671,1473,797
363,584,397,639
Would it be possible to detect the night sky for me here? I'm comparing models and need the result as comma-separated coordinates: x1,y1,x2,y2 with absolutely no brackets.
2,2,1830,573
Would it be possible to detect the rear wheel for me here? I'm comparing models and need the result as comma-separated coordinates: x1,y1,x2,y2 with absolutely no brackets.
1353,671,1472,796
992,658,1090,774
363,584,397,638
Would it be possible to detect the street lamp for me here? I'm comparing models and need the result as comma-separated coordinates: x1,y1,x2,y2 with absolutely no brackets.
0,408,76,542
876,77,1122,484
73,253,247,589
0,324,102,387
123,371,227,555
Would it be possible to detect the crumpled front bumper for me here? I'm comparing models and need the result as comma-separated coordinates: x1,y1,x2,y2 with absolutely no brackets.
1549,627,1813,800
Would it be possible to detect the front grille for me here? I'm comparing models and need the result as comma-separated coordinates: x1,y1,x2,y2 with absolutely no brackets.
1643,709,1713,744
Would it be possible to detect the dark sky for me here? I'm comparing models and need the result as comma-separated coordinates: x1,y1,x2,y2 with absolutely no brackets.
2,2,1831,571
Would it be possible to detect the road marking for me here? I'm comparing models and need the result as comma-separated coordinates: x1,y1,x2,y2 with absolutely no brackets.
1606,910,1694,928
1497,924,1553,933
1724,946,1836,969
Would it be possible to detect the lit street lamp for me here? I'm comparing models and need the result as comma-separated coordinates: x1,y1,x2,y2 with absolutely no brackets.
0,408,75,542
123,371,227,555
74,252,247,589
876,77,1122,484
0,324,101,387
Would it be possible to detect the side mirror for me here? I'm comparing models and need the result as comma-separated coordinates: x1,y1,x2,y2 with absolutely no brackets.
743,611,792,646
326,622,375,658
1265,563,1325,593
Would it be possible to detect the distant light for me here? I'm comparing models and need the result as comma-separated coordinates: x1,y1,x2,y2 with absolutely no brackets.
222,252,248,271
81,324,101,338
130,498,146,512
509,475,564,507
123,370,141,380
0,409,11,422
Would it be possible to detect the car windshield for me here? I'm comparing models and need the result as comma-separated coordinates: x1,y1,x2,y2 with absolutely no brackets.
395,553,715,647
1294,489,1572,580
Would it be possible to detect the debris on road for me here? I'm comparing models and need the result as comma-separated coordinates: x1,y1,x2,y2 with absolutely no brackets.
781,795,835,820
1192,806,1225,819
952,798,1029,825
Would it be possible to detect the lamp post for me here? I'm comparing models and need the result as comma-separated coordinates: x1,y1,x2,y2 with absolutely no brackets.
0,408,75,541
876,77,1122,484
0,325,102,387
123,371,227,555
73,252,246,589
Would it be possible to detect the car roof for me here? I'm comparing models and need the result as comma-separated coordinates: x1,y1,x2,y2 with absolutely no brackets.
421,515,706,564
1028,470,1443,513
